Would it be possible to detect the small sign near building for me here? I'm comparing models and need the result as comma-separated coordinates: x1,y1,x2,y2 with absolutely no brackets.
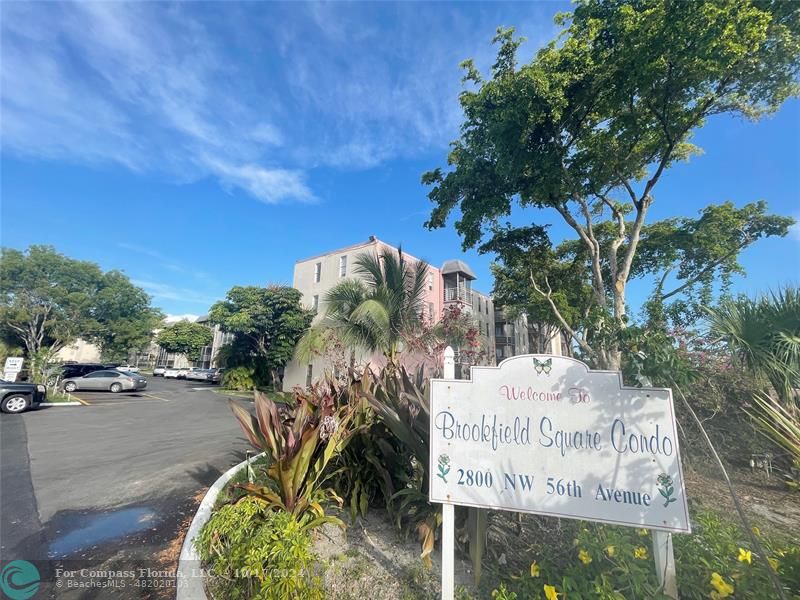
430,352,688,599
3,357,24,382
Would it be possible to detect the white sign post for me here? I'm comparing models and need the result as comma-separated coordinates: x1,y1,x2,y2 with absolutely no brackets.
3,357,24,382
430,352,689,599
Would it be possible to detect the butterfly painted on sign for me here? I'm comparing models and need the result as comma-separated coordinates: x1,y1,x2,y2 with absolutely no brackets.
533,357,552,375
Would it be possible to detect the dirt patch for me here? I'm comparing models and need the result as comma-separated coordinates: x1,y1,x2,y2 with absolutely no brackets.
313,509,474,600
683,463,800,543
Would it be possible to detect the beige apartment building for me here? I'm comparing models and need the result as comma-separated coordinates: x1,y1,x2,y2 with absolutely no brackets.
283,236,531,389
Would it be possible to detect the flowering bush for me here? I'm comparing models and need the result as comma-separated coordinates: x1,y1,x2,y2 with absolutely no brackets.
487,510,799,599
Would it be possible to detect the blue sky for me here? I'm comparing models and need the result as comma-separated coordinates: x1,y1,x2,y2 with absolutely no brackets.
1,1,798,318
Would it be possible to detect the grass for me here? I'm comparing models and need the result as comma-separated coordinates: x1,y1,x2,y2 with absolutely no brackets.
213,388,294,405
46,388,78,403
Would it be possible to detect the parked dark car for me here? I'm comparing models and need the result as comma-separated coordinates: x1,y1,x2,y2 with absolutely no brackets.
0,379,47,413
209,368,224,384
61,363,107,379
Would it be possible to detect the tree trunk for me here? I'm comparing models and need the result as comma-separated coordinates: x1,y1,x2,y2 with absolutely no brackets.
271,368,283,392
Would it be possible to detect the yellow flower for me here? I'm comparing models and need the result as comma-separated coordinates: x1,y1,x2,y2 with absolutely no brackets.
738,548,752,564
578,549,592,565
543,584,560,600
634,546,648,560
530,560,540,577
605,545,616,557
710,572,734,598
768,557,779,571
637,528,649,536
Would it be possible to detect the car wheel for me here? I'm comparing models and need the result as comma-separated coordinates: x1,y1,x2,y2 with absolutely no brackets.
1,394,30,414
64,381,77,393
110,382,123,393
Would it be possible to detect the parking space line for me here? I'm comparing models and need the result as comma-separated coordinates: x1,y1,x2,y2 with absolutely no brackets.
90,400,165,406
71,395,90,405
141,393,169,402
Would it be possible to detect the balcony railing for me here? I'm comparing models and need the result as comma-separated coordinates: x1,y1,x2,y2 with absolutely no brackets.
444,287,473,303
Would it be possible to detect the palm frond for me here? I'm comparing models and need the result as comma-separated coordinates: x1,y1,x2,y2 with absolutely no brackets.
707,286,800,402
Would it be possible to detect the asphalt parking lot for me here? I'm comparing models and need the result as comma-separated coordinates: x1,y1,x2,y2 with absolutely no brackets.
0,376,253,598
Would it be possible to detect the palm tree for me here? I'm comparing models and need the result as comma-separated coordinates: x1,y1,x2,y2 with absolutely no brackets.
707,287,800,403
296,247,430,365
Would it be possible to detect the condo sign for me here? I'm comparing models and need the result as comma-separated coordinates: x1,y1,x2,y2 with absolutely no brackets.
429,355,690,533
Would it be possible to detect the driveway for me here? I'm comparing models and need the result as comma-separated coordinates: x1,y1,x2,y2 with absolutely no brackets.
0,377,253,598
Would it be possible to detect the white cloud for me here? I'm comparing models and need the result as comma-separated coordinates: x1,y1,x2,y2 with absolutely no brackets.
790,217,800,241
132,279,217,307
164,314,200,323
204,159,316,204
1,2,558,199
117,243,216,282
1,2,296,203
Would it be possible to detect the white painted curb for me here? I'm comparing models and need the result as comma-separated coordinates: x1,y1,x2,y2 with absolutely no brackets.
40,401,83,406
176,452,265,600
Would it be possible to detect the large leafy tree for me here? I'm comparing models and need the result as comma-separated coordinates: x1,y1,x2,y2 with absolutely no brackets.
0,245,162,370
208,286,314,390
92,271,165,362
156,321,213,363
423,0,799,369
297,248,429,366
483,202,792,353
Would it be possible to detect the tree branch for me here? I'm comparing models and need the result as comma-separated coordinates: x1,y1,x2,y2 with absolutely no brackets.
553,201,607,308
530,270,596,358
660,238,749,301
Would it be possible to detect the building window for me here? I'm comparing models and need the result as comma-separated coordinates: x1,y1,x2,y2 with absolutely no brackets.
306,364,313,387
486,301,489,315
312,295,319,311
339,256,347,277
428,302,434,322
478,297,482,312
427,273,434,291
314,262,321,283
486,322,490,336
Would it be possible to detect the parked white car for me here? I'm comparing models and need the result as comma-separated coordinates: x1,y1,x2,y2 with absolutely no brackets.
186,369,212,381
164,367,188,379
116,365,140,373
153,366,166,377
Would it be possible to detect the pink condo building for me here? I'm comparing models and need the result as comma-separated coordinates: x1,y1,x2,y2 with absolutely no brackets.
282,236,533,390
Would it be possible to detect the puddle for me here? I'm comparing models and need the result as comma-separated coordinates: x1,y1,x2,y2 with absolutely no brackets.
48,507,158,557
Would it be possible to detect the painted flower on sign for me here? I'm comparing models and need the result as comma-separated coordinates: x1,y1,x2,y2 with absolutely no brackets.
656,472,677,507
437,454,451,483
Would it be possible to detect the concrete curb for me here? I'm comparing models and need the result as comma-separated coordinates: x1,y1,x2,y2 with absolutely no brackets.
176,452,265,600
40,401,83,406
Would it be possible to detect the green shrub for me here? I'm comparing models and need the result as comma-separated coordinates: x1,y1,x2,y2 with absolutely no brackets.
229,384,355,529
223,366,257,391
195,496,322,600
